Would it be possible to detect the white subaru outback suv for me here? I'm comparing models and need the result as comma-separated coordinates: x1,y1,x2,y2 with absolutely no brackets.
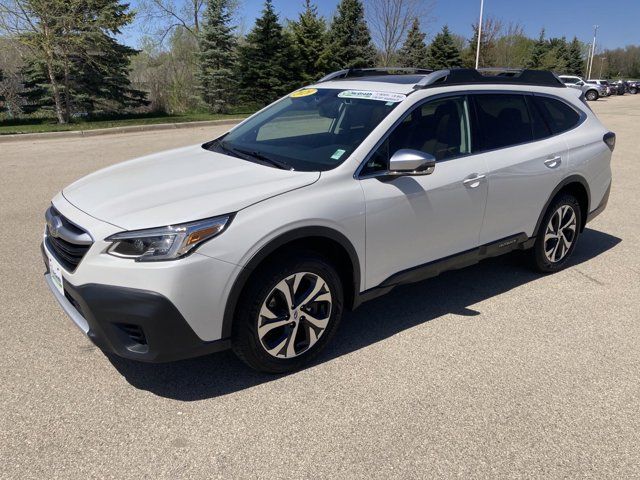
43,68,613,373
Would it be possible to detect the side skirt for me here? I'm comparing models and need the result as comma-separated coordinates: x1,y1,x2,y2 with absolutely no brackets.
354,233,530,307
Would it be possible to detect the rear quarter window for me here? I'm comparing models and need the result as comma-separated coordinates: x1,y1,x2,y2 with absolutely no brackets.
533,96,581,135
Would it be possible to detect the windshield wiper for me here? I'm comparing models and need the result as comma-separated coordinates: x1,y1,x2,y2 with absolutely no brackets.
219,141,293,170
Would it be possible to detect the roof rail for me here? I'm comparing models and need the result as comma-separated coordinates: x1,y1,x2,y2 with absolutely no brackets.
317,67,433,83
414,68,565,89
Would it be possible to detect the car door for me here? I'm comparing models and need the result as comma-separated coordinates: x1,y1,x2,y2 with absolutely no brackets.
472,93,568,245
358,95,488,290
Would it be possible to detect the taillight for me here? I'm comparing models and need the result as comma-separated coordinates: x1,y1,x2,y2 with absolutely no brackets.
603,132,616,152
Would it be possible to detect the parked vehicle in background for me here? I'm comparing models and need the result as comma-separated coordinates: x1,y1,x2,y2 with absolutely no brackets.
624,80,638,94
609,81,626,95
559,75,601,100
587,79,611,97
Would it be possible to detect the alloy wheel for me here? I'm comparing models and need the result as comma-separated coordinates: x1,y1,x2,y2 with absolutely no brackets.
544,205,577,263
257,272,332,359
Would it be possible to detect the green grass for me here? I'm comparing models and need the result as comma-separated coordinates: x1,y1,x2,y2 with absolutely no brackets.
0,112,249,135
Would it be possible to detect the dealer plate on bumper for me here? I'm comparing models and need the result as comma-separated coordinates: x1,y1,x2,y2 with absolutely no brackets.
47,252,65,296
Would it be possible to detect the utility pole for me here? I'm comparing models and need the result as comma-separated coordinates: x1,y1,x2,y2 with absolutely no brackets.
587,25,599,79
475,0,485,69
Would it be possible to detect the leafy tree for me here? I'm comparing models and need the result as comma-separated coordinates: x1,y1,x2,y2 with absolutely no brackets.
427,25,462,70
321,0,377,71
566,37,585,76
526,29,548,69
236,0,300,106
290,0,326,82
197,0,237,112
462,17,502,68
493,22,533,68
397,17,429,68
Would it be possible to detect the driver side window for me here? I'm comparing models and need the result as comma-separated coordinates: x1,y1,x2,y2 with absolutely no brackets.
361,96,472,176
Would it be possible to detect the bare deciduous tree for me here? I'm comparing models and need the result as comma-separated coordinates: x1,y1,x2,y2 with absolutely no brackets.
0,37,26,116
494,21,526,67
136,0,239,45
137,0,206,43
366,0,435,67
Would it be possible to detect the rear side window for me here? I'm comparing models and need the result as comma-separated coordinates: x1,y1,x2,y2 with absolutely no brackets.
525,96,552,140
533,96,581,134
473,94,534,150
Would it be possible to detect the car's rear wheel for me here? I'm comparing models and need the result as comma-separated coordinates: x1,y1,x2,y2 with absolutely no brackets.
585,89,599,101
232,251,343,373
630,87,638,95
530,194,582,273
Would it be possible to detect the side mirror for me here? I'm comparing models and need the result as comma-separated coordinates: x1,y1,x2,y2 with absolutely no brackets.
577,81,585,86
388,149,436,176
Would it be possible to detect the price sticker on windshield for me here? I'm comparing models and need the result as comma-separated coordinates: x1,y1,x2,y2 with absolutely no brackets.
338,90,406,103
290,88,318,98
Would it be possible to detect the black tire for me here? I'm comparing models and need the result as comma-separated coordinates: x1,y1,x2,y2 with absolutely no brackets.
585,89,599,101
530,193,582,273
630,87,638,95
232,251,344,373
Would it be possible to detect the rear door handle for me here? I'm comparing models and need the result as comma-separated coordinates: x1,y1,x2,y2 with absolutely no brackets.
463,174,486,188
544,156,562,169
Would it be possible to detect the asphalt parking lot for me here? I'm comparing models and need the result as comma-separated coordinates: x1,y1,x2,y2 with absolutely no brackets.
1,95,639,479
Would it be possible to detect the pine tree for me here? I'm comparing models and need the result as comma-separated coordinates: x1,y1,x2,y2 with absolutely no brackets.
20,35,148,117
427,26,462,70
397,18,429,68
236,0,300,106
566,37,585,76
526,29,549,69
321,0,377,71
16,0,147,122
542,37,569,72
290,0,327,82
198,0,237,113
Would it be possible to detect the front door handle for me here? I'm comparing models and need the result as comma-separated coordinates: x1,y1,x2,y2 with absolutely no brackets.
463,174,486,188
544,156,562,169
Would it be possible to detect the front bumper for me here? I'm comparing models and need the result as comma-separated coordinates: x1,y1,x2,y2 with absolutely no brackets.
42,244,231,362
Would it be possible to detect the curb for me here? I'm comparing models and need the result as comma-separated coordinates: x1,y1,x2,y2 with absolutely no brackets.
0,118,245,143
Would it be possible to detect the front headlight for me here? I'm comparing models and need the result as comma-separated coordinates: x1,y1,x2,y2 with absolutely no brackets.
105,215,232,262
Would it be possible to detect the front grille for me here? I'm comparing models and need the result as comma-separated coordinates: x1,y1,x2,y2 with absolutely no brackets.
45,206,93,272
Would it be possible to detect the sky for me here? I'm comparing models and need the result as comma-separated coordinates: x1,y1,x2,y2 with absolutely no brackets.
122,0,640,51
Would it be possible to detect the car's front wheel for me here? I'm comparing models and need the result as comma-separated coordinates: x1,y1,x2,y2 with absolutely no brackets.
585,89,599,101
232,251,344,373
530,194,582,273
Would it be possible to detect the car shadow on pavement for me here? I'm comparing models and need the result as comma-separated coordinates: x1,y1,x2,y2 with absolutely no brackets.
108,227,621,400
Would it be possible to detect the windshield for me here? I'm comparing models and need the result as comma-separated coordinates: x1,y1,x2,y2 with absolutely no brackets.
208,88,404,171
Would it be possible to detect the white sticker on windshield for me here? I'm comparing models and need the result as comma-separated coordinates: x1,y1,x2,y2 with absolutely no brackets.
338,90,406,103
331,149,346,160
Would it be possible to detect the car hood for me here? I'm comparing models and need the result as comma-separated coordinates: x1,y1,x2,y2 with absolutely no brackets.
62,144,320,230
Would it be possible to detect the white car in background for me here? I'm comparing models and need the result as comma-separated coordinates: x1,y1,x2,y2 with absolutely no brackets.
587,79,612,96
559,75,603,100
43,68,614,372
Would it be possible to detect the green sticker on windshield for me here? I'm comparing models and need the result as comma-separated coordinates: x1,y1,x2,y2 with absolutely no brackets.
331,149,346,160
